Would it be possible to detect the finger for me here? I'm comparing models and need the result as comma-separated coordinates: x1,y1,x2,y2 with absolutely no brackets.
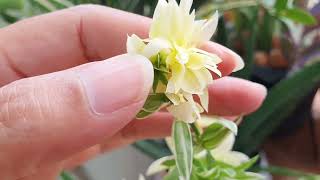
64,77,267,169
18,165,62,180
99,112,173,152
63,112,173,169
63,146,101,170
208,77,267,116
0,54,153,179
0,5,241,86
201,42,244,76
99,77,266,149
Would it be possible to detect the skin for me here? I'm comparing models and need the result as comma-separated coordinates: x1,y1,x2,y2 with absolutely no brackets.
0,5,267,180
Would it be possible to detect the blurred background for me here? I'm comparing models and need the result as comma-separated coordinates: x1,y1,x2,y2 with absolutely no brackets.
0,0,319,179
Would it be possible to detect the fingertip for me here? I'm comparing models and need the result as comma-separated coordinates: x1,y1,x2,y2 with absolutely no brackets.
224,47,245,72
202,42,244,76
127,54,154,94
242,80,267,114
208,77,267,116
77,54,153,115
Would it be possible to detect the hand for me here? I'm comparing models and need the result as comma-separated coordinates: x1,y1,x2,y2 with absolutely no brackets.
0,5,267,180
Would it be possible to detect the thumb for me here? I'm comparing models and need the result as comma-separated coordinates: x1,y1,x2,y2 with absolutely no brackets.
0,54,153,179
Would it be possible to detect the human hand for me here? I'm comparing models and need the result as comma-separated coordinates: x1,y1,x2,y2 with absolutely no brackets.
0,5,267,180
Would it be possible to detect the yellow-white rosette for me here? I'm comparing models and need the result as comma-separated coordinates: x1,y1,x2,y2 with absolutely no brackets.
127,0,244,123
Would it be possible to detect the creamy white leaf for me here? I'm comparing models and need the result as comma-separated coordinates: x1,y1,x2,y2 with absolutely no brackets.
172,121,193,180
200,11,219,42
126,34,145,54
199,88,209,112
167,102,195,123
142,38,171,58
146,156,174,176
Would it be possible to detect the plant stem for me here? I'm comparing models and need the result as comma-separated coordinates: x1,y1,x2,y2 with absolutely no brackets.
190,123,201,143
233,6,259,79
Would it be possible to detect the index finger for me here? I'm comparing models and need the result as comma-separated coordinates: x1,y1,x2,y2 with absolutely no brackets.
0,5,242,85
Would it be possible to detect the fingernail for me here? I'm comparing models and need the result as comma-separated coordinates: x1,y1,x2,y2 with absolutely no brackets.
207,43,245,73
77,54,153,115
253,82,268,99
222,47,244,72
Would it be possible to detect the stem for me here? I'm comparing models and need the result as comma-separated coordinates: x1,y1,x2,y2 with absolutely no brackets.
190,123,201,143
233,6,259,79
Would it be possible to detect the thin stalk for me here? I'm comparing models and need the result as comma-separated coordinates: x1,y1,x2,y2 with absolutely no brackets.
190,123,201,143
233,6,259,79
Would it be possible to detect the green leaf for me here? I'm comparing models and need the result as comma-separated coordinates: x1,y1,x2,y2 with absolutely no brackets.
280,8,317,25
0,0,24,11
235,172,265,180
124,0,140,12
215,17,228,46
197,0,258,18
205,150,216,168
151,53,169,73
0,11,19,23
274,0,288,11
162,159,176,167
141,94,168,112
257,165,320,178
190,167,201,180
31,0,56,12
200,119,237,150
256,10,275,52
146,156,174,176
152,70,160,92
202,131,229,149
47,0,73,9
0,16,9,27
236,156,259,171
217,119,238,135
136,110,154,119
59,171,74,180
173,121,193,180
164,167,180,180
235,62,320,155
152,69,168,92
158,71,168,85
232,6,258,79
201,123,224,141
192,158,206,172
136,93,169,119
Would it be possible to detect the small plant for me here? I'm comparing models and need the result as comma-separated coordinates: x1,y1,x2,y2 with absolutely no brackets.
127,0,263,179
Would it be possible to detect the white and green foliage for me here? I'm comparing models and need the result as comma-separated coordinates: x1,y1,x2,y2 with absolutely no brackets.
147,119,264,180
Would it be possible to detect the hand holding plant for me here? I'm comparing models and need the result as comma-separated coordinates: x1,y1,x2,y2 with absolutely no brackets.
127,0,265,179
0,1,268,179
